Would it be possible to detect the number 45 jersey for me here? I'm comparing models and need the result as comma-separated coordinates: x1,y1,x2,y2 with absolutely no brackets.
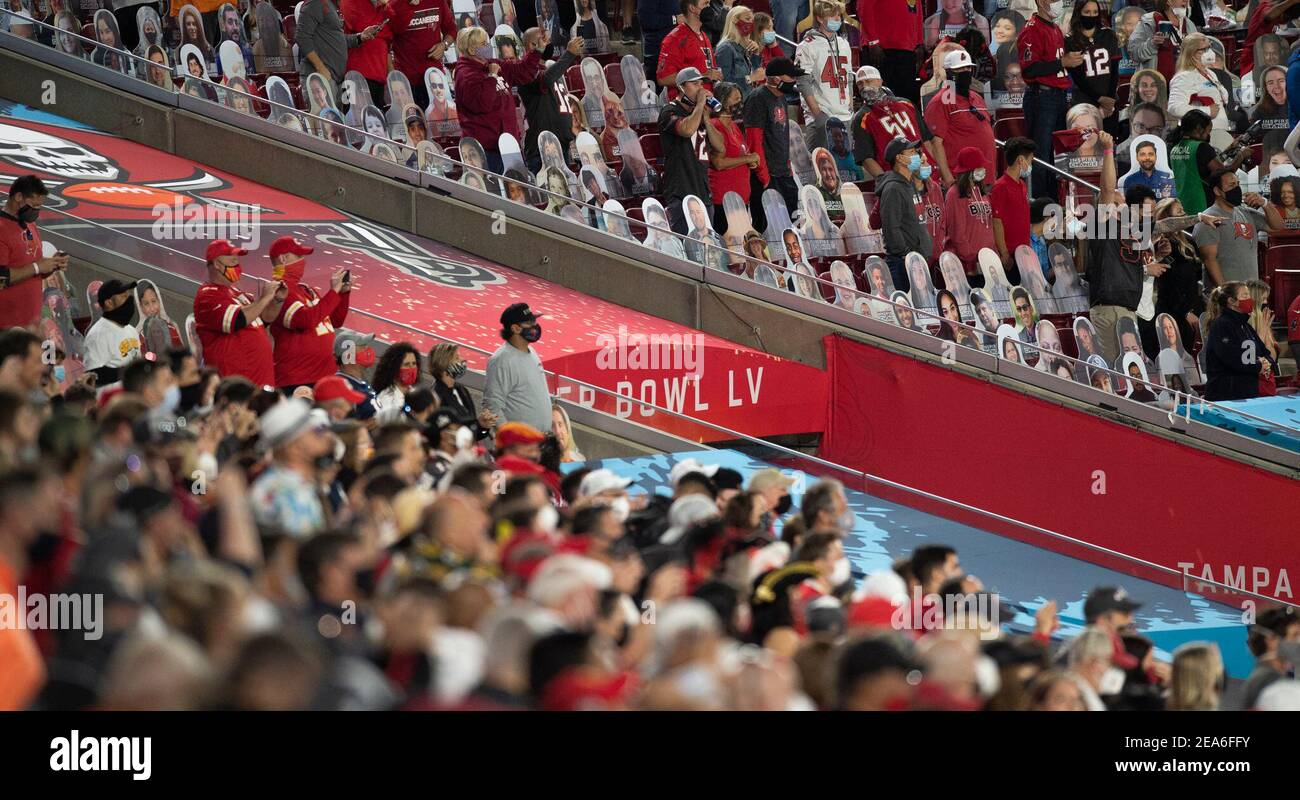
795,30,853,122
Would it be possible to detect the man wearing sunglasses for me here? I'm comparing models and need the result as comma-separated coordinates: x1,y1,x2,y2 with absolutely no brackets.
923,48,995,192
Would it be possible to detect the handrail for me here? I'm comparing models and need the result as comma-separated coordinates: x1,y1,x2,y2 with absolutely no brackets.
31,199,1300,610
994,136,1102,193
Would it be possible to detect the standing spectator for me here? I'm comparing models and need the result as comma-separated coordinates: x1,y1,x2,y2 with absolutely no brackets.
1194,169,1270,287
1167,110,1243,216
991,137,1035,272
914,153,946,265
1017,0,1078,201
388,0,457,109
640,0,680,87
0,175,65,330
193,239,284,389
341,0,395,105
924,48,995,191
794,0,852,151
1064,0,1121,136
1241,607,1300,710
520,27,584,172
452,26,543,174
333,331,378,421
372,342,423,423
858,0,925,107
659,67,724,234
768,0,800,56
428,342,497,439
715,5,764,94
1243,0,1300,77
943,147,995,277
1203,281,1277,400
657,0,721,101
1167,34,1233,151
269,235,352,392
876,136,932,290
1152,197,1205,350
83,279,143,385
249,399,332,538
297,0,384,92
707,82,760,230
753,12,783,66
484,303,552,432
1126,0,1196,80
743,58,804,230
852,67,925,179
701,0,727,44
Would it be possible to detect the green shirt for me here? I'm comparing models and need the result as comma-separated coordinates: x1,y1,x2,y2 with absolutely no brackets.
1169,139,1211,215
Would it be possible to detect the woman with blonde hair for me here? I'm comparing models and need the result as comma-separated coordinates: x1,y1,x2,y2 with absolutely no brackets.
1246,279,1279,395
715,5,765,95
551,403,584,462
428,341,496,439
452,25,543,173
752,12,783,66
1167,642,1223,710
1167,33,1233,150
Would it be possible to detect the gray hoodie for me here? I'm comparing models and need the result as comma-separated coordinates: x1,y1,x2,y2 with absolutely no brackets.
876,169,932,259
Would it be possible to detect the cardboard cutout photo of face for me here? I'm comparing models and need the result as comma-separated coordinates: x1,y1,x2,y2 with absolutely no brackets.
1128,69,1167,112
997,324,1023,364
602,199,636,241
341,70,373,144
1047,243,1088,313
217,40,247,80
788,122,817,188
990,48,1024,109
863,256,895,298
536,0,562,46
1010,286,1038,343
316,107,349,146
55,11,83,57
798,184,844,257
1115,314,1144,366
1253,34,1286,88
938,252,974,321
177,5,212,59
91,9,128,73
371,142,400,163
615,128,657,195
906,252,937,317
753,263,782,288
1014,244,1058,315
811,146,840,195
924,0,989,49
399,105,428,147
1155,311,1201,383
458,136,502,194
1118,134,1175,202
829,260,857,309
560,203,588,226
988,10,1023,57
683,195,725,270
762,188,794,257
182,74,219,102
263,74,294,115
492,23,520,58
361,104,389,149
785,259,820,300
571,0,610,53
251,1,292,73
937,289,979,347
780,227,808,269
276,111,306,132
977,247,1013,316
641,197,687,260
179,43,210,81
540,165,574,213
740,231,771,278
619,53,660,125
144,45,174,90
839,184,882,255
1032,319,1063,370
892,291,925,333
304,72,336,114
225,75,257,114
579,57,608,129
417,140,450,176
1157,349,1192,397
970,289,1000,351
1120,351,1155,401
579,165,609,205
424,68,460,133
217,3,254,71
135,6,163,55
574,131,623,199
493,0,519,32
1072,317,1101,369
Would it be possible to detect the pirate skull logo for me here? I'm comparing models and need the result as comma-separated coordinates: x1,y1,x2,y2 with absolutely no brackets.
0,123,119,181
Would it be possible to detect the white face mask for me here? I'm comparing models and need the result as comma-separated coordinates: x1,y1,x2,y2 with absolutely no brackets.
536,504,559,533
609,495,631,523
830,556,852,586
1048,0,1064,19
454,426,474,451
1200,49,1217,66
1171,6,1186,18
837,509,856,532
973,167,987,182
1100,666,1127,695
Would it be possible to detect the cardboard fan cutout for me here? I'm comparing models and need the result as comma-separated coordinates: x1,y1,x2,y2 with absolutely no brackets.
493,0,521,34
828,261,857,309
839,184,882,255
458,137,502,195
224,76,256,115
217,40,247,80
571,0,610,53
1047,242,1088,314
579,165,611,213
135,6,164,56
316,107,350,146
798,185,844,258
761,188,794,258
1154,311,1202,385
216,3,255,72
1010,286,1038,345
499,133,527,175
1031,319,1064,371
176,4,214,63
1118,134,1176,201
754,263,782,288
536,0,564,50
969,289,1000,353
641,198,687,260
615,128,657,195
574,131,623,199
906,252,938,321
602,199,637,241
788,121,817,188
1014,245,1058,315
342,70,375,146
891,291,927,334
385,70,418,136
178,43,211,81
539,165,575,213
304,72,338,115
579,57,608,130
997,324,1024,364
683,195,726,270
424,68,460,137
503,167,542,204
538,130,580,197
787,259,820,300
54,12,84,58
415,140,449,176
619,54,661,126
938,252,975,322
721,192,755,271
264,74,295,114
1157,348,1195,397
492,23,521,59
135,279,183,357
862,256,896,298
977,247,1013,318
1072,317,1103,381
251,2,292,73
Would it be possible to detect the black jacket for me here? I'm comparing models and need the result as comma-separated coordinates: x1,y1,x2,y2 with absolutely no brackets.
433,379,489,440
1204,308,1274,401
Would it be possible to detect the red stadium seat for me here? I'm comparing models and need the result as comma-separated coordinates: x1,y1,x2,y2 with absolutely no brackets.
592,53,621,66
816,271,837,303
604,62,625,96
565,64,583,92
639,132,662,167
1266,234,1300,324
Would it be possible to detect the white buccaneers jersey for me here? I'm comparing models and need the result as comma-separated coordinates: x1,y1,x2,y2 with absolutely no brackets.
795,31,852,122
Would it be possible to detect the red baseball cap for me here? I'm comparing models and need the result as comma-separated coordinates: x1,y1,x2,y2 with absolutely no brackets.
205,239,249,261
313,375,365,405
495,421,546,449
268,235,314,261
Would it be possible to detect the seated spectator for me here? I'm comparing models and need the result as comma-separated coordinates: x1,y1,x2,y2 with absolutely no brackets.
333,331,378,421
250,399,333,538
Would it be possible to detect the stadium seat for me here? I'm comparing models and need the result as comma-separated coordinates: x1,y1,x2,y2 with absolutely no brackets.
604,62,625,96
565,64,584,92
1266,234,1300,323
638,132,662,168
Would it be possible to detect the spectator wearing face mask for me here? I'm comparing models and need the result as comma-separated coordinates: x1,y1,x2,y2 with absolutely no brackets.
877,136,933,290
851,66,921,179
715,5,764,94
268,235,352,393
942,147,995,277
1167,110,1244,215
296,0,384,91
1194,169,1271,287
83,279,143,385
484,303,552,433
334,331,378,420
427,342,495,440
371,342,424,424
519,27,584,173
1203,280,1278,401
1167,33,1233,151
1126,0,1197,81
1064,0,1120,136
452,26,543,174
194,240,284,389
0,175,66,329
794,0,852,151
707,82,760,230
991,136,1034,271
743,58,805,230
658,0,722,101
925,48,995,191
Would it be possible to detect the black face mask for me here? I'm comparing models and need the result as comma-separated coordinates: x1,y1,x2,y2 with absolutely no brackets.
1222,186,1243,207
16,204,39,224
448,361,467,379
521,324,542,343
774,493,793,515
103,297,135,325
179,381,205,412
954,71,973,96
1079,15,1099,32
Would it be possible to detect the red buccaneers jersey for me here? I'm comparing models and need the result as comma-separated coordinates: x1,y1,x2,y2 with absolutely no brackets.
861,98,925,164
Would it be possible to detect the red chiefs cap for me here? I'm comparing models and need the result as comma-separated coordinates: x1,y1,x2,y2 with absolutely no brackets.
205,239,248,261
268,235,314,260
495,421,546,449
312,375,365,405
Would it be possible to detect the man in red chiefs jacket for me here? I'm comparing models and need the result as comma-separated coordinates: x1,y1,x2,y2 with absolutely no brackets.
193,239,285,388
656,0,721,100
268,235,353,392
858,0,925,107
387,0,457,109
1017,0,1082,200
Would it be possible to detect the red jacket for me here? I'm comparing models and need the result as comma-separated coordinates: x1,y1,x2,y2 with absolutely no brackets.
453,50,543,151
1017,13,1070,90
341,0,394,83
271,284,350,387
193,282,277,387
657,23,715,100
857,0,923,52
387,0,456,86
